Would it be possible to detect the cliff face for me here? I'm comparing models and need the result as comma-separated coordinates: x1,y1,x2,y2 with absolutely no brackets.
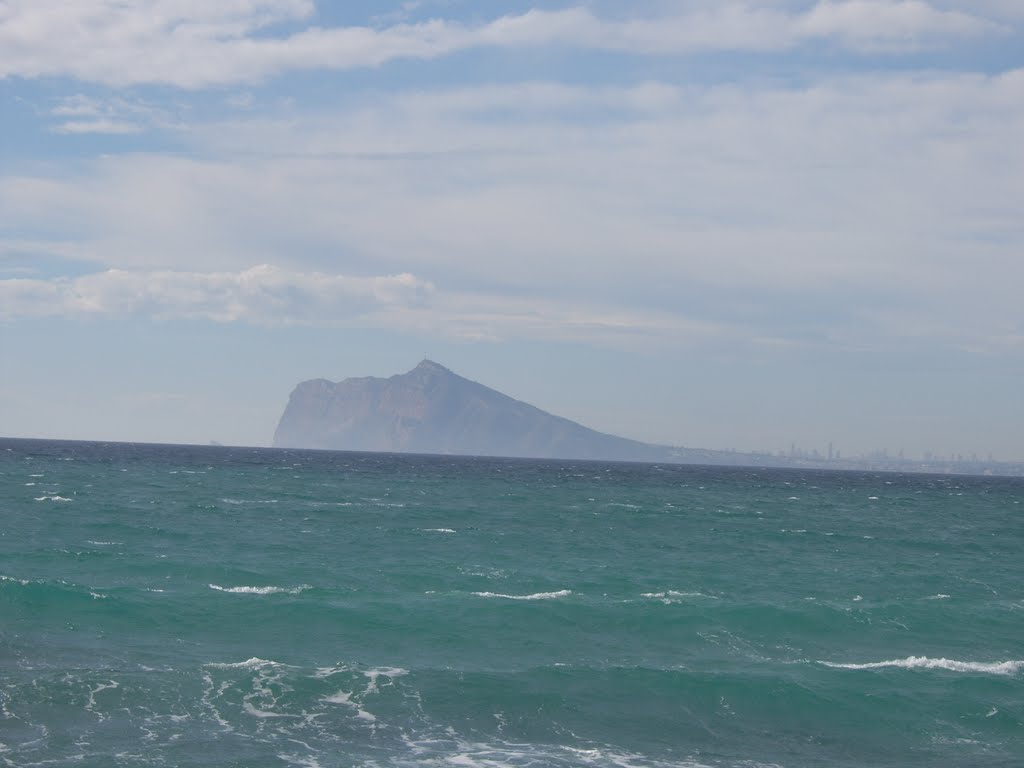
272,359,671,461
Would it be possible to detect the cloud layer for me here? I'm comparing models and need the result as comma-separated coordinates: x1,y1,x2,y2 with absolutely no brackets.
4,68,1021,353
0,265,433,324
0,264,725,351
0,1,1006,87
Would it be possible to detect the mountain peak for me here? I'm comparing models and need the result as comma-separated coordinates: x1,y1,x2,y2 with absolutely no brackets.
272,361,672,461
411,359,450,374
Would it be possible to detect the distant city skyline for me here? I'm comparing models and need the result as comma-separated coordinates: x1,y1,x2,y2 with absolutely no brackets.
1,2,1022,461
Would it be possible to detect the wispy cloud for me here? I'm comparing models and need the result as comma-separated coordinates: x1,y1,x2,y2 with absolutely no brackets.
53,119,142,135
47,94,174,134
2,67,1021,353
0,2,1006,88
0,265,434,324
0,264,728,348
794,0,1004,51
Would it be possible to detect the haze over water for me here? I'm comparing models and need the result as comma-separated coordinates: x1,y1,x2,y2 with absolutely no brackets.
2,438,1022,767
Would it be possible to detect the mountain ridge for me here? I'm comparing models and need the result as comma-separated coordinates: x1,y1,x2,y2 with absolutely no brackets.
272,359,674,462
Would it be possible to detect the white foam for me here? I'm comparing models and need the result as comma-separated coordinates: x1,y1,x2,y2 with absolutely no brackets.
363,667,408,695
86,540,122,546
820,656,1023,675
472,590,572,601
209,584,310,595
925,594,951,600
401,736,712,768
323,690,377,721
243,701,289,718
362,663,405,684
278,755,323,768
642,590,717,604
0,575,30,586
86,680,119,717
421,528,456,533
205,657,283,670
34,495,72,502
313,665,349,678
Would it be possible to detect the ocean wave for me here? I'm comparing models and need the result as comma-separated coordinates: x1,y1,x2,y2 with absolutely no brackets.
399,736,710,768
420,528,456,533
208,584,310,595
364,666,408,679
820,656,1023,675
34,495,72,502
205,657,285,669
641,591,717,604
242,701,291,719
323,690,378,721
472,590,572,601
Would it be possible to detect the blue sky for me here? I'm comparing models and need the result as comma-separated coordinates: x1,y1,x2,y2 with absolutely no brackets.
2,0,1022,460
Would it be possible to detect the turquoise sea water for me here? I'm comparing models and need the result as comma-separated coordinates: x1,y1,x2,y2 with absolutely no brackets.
1,438,1022,767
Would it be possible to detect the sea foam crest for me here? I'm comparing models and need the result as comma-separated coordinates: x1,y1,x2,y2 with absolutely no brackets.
399,735,711,768
205,657,284,670
642,590,717,603
820,656,1023,676
472,590,571,601
209,584,310,595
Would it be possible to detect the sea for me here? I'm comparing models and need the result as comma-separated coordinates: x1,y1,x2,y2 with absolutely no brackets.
1,438,1022,768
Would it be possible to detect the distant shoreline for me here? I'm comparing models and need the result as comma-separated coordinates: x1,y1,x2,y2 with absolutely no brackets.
4,436,1023,479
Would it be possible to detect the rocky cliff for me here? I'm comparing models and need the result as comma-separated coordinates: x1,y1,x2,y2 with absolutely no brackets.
272,359,674,461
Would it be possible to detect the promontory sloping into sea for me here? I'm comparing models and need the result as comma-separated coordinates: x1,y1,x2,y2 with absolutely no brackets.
273,359,679,462
274,361,1024,475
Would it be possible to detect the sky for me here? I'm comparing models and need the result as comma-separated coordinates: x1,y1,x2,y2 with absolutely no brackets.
1,0,1022,460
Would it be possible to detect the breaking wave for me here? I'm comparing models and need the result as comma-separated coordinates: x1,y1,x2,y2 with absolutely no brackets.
472,589,572,601
209,584,311,595
820,656,1023,676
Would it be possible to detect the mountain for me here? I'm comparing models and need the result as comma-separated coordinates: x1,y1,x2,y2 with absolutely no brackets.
272,359,676,462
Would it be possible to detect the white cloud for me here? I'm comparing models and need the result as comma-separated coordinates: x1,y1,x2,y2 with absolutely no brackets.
0,265,434,324
46,94,174,134
2,69,1021,355
933,0,1024,21
796,0,1001,51
0,1,1006,88
53,119,142,135
0,264,729,348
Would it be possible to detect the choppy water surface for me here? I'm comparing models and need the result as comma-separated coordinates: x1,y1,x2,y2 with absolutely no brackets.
1,439,1022,767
